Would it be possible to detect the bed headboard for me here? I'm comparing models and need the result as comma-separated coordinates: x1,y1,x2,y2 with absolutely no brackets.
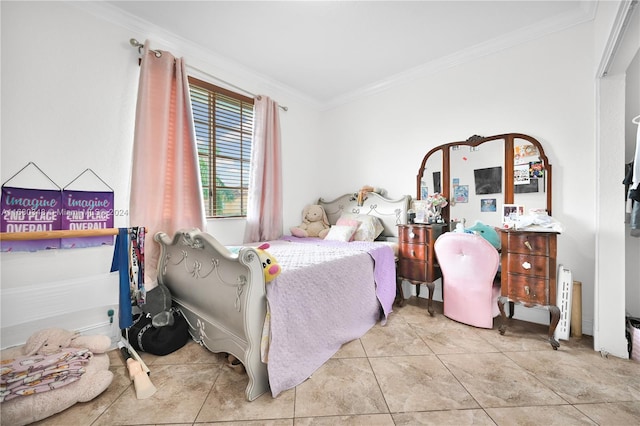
317,193,411,239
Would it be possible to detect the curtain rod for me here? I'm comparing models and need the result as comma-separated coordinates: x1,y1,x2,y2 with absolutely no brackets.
129,38,288,111
0,228,119,241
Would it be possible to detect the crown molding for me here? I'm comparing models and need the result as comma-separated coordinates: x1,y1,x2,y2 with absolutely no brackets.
66,1,322,111
322,0,598,111
597,0,638,77
67,0,597,112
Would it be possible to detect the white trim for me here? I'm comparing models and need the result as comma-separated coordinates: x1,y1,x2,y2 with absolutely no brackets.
597,0,639,78
66,0,321,110
0,273,119,349
0,273,118,327
66,0,597,111
325,1,598,110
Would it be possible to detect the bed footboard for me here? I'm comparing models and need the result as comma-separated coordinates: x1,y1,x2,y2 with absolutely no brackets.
154,229,269,401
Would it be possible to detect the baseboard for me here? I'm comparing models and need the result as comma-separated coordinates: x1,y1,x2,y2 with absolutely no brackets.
406,281,594,336
1,273,119,349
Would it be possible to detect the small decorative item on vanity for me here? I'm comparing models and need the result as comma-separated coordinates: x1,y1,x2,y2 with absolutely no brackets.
426,193,448,224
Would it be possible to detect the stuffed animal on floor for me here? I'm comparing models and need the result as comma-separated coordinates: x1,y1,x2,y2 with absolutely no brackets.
256,243,281,282
460,220,501,250
290,204,330,239
0,328,114,426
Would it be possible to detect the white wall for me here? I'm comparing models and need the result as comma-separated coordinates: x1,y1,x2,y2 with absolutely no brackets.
625,51,640,318
1,1,633,355
594,0,640,357
320,21,598,330
0,1,322,348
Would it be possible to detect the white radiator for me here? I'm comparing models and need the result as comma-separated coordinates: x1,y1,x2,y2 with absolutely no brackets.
555,265,573,341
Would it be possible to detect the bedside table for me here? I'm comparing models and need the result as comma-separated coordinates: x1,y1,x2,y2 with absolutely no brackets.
397,223,447,315
497,229,561,349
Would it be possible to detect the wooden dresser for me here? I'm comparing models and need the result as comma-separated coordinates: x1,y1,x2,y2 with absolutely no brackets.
397,223,447,315
497,229,560,349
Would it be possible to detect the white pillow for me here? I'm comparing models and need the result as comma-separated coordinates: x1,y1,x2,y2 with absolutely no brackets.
336,218,361,241
339,213,384,242
324,225,358,242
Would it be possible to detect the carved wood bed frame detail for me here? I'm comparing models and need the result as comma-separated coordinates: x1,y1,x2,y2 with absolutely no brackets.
154,193,410,401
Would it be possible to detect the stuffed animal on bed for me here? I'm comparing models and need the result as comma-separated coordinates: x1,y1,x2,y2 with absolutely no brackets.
256,243,281,282
0,328,113,426
290,204,330,239
227,244,282,283
357,185,386,206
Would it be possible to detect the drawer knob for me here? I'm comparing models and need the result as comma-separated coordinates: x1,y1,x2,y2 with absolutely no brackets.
410,232,416,239
411,250,416,257
521,261,532,270
524,241,532,251
525,286,530,295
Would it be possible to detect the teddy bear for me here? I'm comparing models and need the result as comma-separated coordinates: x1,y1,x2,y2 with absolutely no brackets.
0,328,114,426
290,204,330,239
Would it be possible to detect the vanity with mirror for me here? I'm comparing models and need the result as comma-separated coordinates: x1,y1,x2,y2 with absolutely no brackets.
410,133,560,349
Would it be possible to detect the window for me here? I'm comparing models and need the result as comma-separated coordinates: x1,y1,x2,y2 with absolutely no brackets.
188,77,254,217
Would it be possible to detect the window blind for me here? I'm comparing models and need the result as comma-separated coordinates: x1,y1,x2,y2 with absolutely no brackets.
188,77,255,217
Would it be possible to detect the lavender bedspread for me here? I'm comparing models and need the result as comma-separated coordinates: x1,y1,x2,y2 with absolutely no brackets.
262,237,396,397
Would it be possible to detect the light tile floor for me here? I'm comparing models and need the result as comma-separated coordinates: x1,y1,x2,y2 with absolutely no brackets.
33,298,640,425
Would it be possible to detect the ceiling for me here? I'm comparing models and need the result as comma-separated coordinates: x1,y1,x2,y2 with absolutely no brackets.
107,1,596,108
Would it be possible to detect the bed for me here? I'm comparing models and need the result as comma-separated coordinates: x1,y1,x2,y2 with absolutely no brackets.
154,192,410,400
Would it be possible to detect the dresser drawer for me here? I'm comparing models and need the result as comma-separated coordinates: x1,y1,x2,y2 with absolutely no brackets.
504,233,551,255
505,253,550,278
503,274,549,305
399,226,428,244
399,242,427,261
398,259,428,282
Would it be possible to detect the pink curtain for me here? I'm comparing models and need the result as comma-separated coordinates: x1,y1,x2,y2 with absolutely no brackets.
130,41,206,284
243,96,283,243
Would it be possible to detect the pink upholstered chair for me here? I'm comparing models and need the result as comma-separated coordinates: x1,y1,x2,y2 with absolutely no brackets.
434,232,500,329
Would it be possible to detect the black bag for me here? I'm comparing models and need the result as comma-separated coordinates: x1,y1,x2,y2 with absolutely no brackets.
124,307,189,356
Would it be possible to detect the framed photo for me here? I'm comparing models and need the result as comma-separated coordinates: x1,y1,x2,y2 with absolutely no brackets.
412,200,429,223
420,180,428,199
503,204,524,228
480,198,497,212
453,185,469,203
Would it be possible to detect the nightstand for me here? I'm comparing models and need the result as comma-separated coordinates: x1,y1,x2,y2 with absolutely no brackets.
497,229,560,349
397,223,447,315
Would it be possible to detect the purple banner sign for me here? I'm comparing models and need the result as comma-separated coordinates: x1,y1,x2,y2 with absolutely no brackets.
1,186,62,251
61,190,114,248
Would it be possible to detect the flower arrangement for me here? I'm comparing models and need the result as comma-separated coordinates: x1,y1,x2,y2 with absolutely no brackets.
426,193,448,208
426,193,448,223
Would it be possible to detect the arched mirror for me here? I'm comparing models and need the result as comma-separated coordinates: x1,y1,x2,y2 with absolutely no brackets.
416,133,552,228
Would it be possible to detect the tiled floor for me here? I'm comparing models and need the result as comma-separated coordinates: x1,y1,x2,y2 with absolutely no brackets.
34,298,640,425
